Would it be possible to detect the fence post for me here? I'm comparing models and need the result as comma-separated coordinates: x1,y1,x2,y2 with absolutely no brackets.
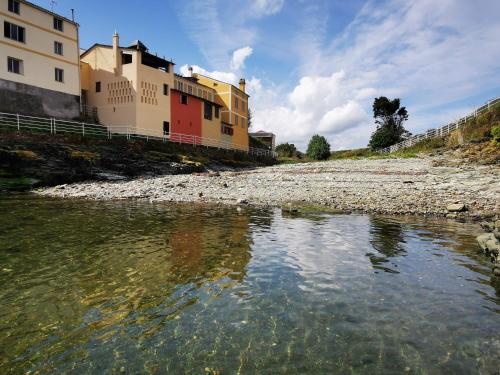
82,122,85,137
53,118,56,134
17,113,20,131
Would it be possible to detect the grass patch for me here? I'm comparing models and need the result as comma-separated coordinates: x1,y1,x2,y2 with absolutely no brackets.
67,149,100,164
13,149,40,159
330,148,380,160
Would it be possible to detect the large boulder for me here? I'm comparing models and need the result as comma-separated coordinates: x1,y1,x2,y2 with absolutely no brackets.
476,233,500,263
447,203,466,212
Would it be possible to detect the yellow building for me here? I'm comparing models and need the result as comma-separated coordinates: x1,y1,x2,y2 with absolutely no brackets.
0,0,80,118
80,33,174,136
194,73,250,151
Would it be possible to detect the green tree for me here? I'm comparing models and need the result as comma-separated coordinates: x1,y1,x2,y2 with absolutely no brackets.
368,97,410,150
275,143,297,158
247,108,252,129
307,135,331,160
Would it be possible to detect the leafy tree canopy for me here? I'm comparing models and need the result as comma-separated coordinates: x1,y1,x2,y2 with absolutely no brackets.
275,142,297,158
369,97,411,150
307,135,331,160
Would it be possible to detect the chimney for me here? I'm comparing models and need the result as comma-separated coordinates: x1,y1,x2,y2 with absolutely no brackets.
188,66,193,77
239,78,246,93
113,31,121,76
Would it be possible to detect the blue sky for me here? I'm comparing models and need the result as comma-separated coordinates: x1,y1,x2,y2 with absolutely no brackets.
34,0,500,150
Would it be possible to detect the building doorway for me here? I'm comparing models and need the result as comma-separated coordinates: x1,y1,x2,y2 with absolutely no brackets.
163,121,170,135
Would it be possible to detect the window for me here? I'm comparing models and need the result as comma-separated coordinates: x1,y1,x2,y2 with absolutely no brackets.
53,17,63,32
235,97,239,109
7,57,22,74
234,115,238,126
204,102,213,120
180,94,188,105
215,106,220,119
163,84,169,96
4,22,25,43
163,121,170,135
188,85,192,95
241,118,246,128
55,68,64,82
122,53,132,64
178,81,183,91
54,41,63,55
8,0,20,14
96,81,101,92
222,126,233,136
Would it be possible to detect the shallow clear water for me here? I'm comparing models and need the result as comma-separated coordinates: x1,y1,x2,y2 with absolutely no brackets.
0,195,499,374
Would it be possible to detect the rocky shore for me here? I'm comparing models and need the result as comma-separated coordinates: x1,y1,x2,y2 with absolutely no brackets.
38,156,499,218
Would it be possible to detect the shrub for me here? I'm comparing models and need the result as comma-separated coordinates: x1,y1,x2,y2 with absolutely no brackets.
306,135,331,160
492,125,500,142
275,142,297,158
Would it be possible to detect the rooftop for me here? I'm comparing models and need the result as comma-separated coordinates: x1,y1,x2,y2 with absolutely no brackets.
21,0,79,26
193,73,250,98
250,131,275,137
81,43,175,67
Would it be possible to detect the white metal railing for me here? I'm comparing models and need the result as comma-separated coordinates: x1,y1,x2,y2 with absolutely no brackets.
380,97,500,153
0,112,277,158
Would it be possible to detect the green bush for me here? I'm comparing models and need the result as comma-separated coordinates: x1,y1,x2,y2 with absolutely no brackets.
275,142,297,158
306,135,331,160
492,125,500,142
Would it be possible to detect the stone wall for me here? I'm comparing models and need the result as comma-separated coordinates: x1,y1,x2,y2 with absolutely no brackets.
0,79,80,119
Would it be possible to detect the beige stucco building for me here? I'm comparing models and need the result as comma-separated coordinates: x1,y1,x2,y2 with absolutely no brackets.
194,74,250,151
0,0,80,118
80,33,174,136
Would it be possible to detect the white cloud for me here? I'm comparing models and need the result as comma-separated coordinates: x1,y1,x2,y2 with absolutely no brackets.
318,101,368,133
179,64,238,85
230,46,253,71
175,0,281,69
253,0,285,16
250,72,370,149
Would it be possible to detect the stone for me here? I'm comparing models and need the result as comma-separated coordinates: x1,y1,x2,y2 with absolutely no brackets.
493,266,500,277
447,203,466,212
476,233,500,261
236,198,249,205
480,221,495,232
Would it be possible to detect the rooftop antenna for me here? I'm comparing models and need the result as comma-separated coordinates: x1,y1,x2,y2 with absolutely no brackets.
50,0,57,11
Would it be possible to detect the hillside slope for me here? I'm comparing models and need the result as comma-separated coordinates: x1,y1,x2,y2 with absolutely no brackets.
0,129,275,191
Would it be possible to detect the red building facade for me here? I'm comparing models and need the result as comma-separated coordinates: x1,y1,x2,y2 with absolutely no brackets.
170,90,202,144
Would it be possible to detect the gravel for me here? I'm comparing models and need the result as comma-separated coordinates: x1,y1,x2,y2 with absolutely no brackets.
36,157,500,218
